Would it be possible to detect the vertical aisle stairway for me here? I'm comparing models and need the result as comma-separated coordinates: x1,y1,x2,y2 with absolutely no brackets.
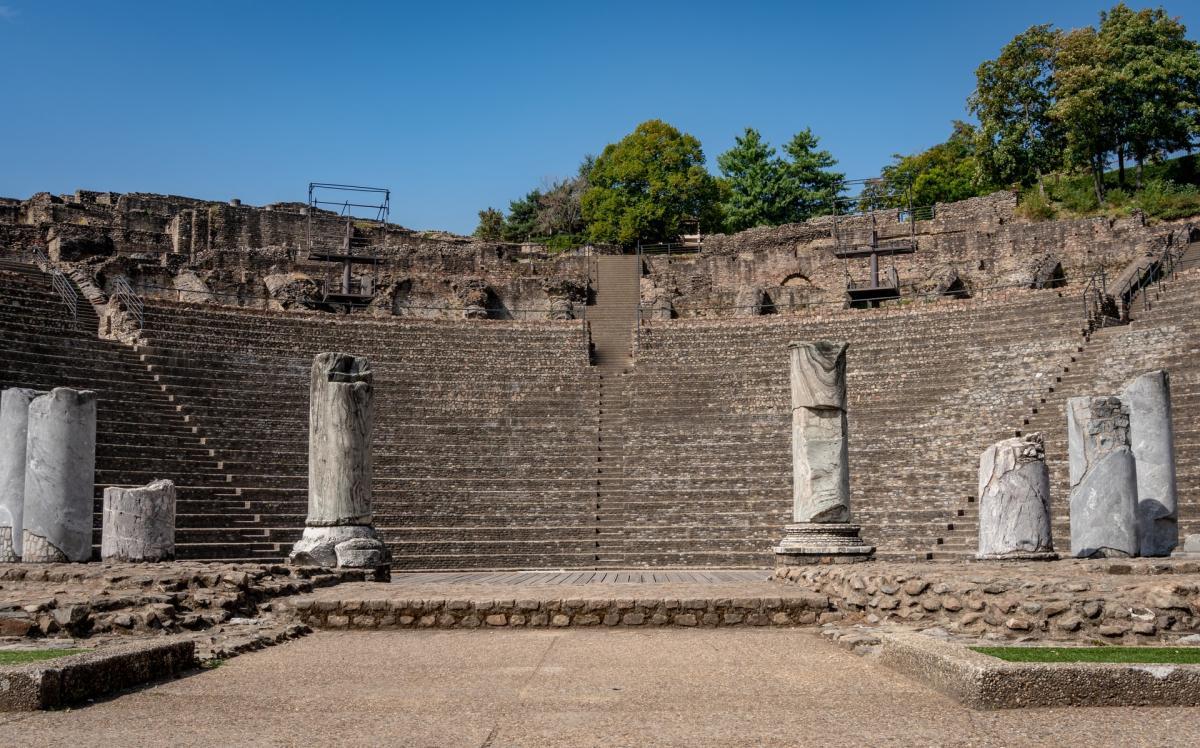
587,254,641,565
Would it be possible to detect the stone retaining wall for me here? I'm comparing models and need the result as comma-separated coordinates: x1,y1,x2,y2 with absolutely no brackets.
285,593,831,630
776,560,1200,642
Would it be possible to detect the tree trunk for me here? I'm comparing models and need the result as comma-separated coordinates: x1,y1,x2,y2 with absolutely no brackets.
1118,147,1126,190
1136,157,1144,191
1092,155,1106,206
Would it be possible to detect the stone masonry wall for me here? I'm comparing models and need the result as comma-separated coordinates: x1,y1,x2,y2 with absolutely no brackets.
5,188,1196,319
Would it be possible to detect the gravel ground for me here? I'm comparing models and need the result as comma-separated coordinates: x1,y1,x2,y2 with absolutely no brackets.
1,628,1198,747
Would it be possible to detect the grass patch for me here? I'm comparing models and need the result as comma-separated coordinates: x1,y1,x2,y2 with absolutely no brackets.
972,646,1200,664
0,648,87,666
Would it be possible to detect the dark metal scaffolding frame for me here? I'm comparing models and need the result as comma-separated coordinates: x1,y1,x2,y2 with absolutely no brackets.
830,178,918,306
305,183,390,312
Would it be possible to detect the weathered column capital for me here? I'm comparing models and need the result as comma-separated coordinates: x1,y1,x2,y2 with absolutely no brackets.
788,340,848,412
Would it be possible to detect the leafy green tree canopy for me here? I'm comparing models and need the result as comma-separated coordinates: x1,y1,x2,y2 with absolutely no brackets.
970,24,1064,188
582,119,722,246
882,122,990,207
473,207,504,240
780,129,842,223
717,128,786,232
716,127,842,232
501,189,542,242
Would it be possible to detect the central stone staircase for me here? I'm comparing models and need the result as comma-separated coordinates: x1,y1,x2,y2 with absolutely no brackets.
586,254,640,565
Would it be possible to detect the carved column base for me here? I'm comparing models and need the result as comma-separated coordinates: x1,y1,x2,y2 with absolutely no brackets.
289,525,391,580
774,523,875,566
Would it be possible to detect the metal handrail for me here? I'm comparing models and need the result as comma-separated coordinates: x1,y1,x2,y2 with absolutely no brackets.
51,271,78,325
111,276,144,329
1114,232,1191,319
1081,268,1110,332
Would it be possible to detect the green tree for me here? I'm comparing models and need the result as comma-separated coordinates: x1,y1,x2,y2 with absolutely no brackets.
779,128,843,222
881,122,989,207
474,207,504,240
1053,26,1118,203
501,189,542,242
534,157,593,238
717,127,786,232
970,24,1065,190
582,119,722,246
1097,4,1200,189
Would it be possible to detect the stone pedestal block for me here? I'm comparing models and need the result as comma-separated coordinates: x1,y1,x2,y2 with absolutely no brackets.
976,433,1057,560
334,537,388,567
1122,370,1178,556
1067,396,1138,559
306,353,373,527
101,479,176,562
775,342,873,565
21,388,97,563
290,525,381,567
774,523,875,565
0,388,45,561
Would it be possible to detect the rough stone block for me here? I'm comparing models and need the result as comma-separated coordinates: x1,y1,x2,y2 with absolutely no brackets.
333,537,390,569
976,433,1056,560
101,479,176,562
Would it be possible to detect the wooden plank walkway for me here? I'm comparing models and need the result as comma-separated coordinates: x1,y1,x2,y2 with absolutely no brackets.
392,570,773,586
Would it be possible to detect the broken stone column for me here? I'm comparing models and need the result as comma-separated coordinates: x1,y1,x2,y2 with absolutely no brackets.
21,388,97,563
975,433,1057,560
101,479,176,562
289,353,390,576
1122,370,1178,556
0,388,45,561
1068,396,1138,558
775,341,874,565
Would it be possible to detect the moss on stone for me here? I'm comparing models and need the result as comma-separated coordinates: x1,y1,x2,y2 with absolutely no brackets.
0,648,87,666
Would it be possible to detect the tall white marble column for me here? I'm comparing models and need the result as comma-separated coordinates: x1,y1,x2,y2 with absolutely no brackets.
0,387,44,561
775,342,874,565
289,353,389,574
22,388,97,563
1122,370,1178,556
1068,396,1138,558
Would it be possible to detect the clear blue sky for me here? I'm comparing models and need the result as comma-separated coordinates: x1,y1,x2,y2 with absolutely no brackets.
0,1,1192,234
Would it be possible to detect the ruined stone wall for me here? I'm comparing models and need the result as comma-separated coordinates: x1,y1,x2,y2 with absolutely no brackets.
3,188,1195,319
644,192,1194,316
0,189,600,319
